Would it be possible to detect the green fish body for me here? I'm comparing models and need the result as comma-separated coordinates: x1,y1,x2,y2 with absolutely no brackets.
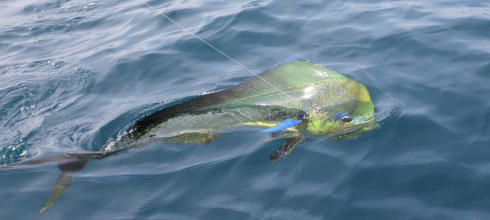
124,58,376,145
1,58,377,213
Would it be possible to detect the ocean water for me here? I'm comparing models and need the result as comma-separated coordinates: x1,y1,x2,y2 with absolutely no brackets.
1,0,490,219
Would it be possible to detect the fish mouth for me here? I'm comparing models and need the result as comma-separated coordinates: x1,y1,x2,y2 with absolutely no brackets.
314,114,377,138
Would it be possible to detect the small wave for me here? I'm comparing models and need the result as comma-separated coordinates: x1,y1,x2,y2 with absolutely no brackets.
0,60,95,165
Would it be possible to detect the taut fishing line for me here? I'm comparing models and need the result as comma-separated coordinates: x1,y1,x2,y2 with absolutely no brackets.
139,1,401,120
140,1,290,98
348,65,401,123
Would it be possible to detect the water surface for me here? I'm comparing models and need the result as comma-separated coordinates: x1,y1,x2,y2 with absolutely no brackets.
1,0,490,219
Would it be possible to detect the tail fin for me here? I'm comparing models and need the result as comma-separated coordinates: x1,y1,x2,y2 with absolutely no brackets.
0,155,88,213
1,140,148,213
39,157,88,213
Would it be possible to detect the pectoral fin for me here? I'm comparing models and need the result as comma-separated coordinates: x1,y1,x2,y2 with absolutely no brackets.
261,118,302,132
270,137,305,162
40,157,88,213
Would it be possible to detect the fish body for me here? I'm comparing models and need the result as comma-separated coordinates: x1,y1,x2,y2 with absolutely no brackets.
122,58,376,145
1,58,378,213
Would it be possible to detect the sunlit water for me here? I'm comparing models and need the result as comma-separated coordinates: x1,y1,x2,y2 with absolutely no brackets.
1,0,490,219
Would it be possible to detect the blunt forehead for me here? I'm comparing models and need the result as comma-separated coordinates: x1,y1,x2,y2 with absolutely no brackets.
298,78,361,114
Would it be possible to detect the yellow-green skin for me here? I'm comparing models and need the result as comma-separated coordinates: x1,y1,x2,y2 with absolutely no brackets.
125,58,376,144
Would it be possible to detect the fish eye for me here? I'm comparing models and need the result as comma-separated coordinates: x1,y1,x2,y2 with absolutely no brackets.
341,116,352,122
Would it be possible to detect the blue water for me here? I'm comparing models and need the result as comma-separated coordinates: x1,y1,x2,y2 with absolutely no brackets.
1,0,490,219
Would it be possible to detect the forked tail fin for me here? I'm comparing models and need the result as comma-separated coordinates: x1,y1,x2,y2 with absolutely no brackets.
0,155,89,213
39,157,88,213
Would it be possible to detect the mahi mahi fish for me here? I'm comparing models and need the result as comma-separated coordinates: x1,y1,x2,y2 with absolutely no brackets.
0,58,377,212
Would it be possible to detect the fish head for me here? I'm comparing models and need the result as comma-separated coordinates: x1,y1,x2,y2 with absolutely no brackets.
305,79,376,137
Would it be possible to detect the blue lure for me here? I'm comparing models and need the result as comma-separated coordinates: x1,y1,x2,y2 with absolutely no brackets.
260,118,303,132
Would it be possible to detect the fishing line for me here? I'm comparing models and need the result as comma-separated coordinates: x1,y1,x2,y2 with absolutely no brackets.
353,66,397,101
140,1,290,97
349,65,401,122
